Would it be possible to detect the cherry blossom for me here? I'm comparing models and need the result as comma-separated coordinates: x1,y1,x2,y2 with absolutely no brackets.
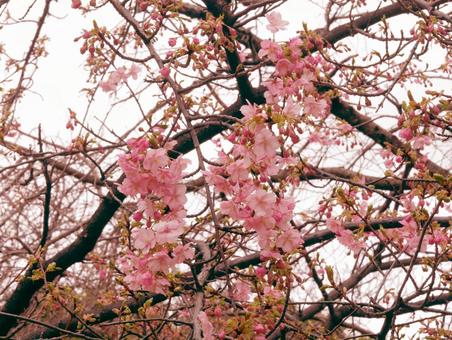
252,128,279,160
412,135,432,150
282,97,301,118
153,220,185,244
303,95,329,118
265,11,289,33
133,228,156,250
275,227,302,252
258,40,283,61
232,280,251,301
100,65,141,92
246,188,276,217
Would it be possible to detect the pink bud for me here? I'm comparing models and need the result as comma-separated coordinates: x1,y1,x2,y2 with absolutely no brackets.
139,1,148,11
160,66,170,78
133,211,143,222
254,323,266,334
276,260,285,269
71,0,81,9
255,267,266,279
98,269,107,280
168,38,177,47
398,127,413,141
213,306,222,317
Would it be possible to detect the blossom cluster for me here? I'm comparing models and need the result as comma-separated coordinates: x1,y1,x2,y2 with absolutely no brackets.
201,26,335,258
117,138,193,291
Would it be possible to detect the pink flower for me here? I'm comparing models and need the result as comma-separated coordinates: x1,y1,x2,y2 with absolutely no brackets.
245,215,275,234
263,286,283,299
266,11,289,33
128,64,141,80
221,200,242,219
304,95,329,118
399,127,413,141
246,189,276,217
276,228,302,252
282,97,301,118
427,229,448,247
412,135,432,150
112,66,128,82
126,271,154,290
132,211,143,222
260,249,282,260
118,177,147,196
172,244,194,263
98,269,107,280
128,137,149,153
400,215,418,232
336,230,364,256
252,128,278,160
276,59,293,76
163,184,187,211
240,102,258,120
143,148,169,173
258,40,283,61
203,171,232,194
133,228,156,250
214,306,222,317
169,157,190,179
154,220,184,244
384,158,394,169
232,280,251,301
326,218,343,234
168,37,177,47
99,67,130,92
137,198,155,218
99,79,117,92
273,197,295,226
147,251,174,273
296,69,316,93
308,131,331,145
226,158,250,182
339,123,353,134
400,194,417,213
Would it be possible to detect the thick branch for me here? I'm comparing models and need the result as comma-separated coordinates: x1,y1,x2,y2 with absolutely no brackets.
319,0,450,44
0,100,250,337
33,239,451,338
330,97,449,176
